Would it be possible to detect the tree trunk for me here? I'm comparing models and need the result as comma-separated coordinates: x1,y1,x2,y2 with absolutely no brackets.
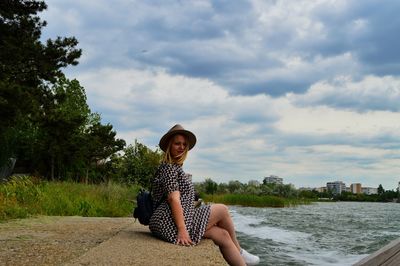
51,156,55,181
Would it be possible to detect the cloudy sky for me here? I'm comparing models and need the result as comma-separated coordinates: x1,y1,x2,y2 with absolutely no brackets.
40,0,400,189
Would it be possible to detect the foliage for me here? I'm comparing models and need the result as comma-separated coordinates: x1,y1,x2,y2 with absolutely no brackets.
0,0,126,182
37,77,91,180
0,176,138,221
377,184,385,195
204,178,218,195
196,178,298,198
195,178,399,206
0,0,81,165
117,140,162,188
195,178,308,207
203,193,285,207
332,187,398,202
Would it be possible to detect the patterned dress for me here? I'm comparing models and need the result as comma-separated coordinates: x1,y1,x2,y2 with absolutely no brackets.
149,162,211,245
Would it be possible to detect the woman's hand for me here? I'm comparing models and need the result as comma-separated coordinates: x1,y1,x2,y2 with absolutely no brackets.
168,191,194,246
176,227,193,246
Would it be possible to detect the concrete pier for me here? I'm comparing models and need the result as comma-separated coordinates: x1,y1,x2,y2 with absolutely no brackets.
353,238,400,266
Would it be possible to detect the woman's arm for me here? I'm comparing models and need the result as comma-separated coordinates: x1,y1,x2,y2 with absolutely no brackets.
168,191,193,245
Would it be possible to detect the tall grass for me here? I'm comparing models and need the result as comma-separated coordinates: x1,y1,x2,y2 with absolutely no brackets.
0,176,139,221
202,193,312,207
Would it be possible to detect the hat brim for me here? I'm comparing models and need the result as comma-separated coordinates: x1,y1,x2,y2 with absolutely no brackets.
159,129,196,152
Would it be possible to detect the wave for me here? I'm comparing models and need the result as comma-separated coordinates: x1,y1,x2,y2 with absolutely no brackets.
230,207,369,266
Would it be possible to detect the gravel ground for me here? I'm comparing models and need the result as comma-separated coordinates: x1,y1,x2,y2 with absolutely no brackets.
0,216,226,266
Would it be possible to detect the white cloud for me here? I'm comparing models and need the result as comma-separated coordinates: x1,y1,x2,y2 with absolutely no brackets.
289,75,400,111
38,0,400,189
275,103,400,137
73,67,400,189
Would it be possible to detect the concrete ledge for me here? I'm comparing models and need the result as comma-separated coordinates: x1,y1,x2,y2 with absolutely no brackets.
0,216,226,266
353,238,400,266
66,222,226,266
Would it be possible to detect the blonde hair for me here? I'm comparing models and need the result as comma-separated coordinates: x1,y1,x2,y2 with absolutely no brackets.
161,134,189,165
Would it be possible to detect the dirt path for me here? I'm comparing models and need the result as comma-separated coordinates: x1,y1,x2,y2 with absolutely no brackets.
0,216,225,266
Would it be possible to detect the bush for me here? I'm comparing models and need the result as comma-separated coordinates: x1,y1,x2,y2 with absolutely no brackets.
202,193,299,207
0,176,138,221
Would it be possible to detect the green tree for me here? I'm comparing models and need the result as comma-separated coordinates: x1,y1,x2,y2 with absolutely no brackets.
80,118,126,183
37,77,90,180
0,0,81,166
120,140,162,188
204,178,218,195
377,184,385,195
227,180,243,194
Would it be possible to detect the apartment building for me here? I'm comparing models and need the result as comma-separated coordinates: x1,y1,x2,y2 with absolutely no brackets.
263,175,283,185
350,183,362,194
326,181,346,195
362,187,378,195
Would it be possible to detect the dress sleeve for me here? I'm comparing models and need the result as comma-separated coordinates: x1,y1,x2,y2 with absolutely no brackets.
160,164,179,194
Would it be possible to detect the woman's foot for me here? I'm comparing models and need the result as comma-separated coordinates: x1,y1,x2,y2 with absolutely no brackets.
240,249,260,265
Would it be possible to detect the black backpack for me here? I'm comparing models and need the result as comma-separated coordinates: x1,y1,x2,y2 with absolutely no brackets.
133,189,154,225
133,189,165,226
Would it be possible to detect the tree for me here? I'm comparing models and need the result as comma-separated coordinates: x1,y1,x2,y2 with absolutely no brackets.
120,140,162,188
36,77,90,180
0,0,81,166
227,180,243,194
204,178,218,195
377,184,385,195
80,119,126,183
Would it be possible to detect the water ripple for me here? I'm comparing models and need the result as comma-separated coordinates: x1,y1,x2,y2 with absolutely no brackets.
231,202,400,266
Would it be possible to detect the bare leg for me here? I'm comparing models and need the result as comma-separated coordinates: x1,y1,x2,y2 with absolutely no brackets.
207,204,241,251
204,226,245,266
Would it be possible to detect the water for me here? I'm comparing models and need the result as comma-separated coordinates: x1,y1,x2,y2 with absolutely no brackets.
230,202,400,266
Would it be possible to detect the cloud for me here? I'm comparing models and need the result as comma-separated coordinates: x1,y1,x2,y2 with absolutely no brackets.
74,67,400,188
41,0,400,97
289,75,400,112
38,0,400,189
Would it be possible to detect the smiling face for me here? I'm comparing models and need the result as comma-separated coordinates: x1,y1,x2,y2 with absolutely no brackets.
170,134,188,159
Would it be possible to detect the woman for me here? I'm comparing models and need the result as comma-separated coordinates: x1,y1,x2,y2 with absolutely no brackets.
149,124,260,266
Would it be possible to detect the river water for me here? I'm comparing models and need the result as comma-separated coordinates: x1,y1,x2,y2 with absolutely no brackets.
230,202,400,266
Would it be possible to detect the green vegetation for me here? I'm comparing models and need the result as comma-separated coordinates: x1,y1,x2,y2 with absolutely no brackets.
195,179,400,206
201,193,311,208
0,1,126,182
0,176,138,221
195,178,312,207
333,189,399,203
298,183,399,203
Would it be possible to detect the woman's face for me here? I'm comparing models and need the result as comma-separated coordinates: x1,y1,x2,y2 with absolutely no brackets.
170,134,187,158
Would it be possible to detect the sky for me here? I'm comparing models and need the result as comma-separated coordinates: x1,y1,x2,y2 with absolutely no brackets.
40,0,400,189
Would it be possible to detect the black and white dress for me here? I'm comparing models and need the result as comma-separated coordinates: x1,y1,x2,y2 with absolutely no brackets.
149,162,211,245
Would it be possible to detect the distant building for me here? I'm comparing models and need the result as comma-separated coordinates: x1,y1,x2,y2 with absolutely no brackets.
263,175,283,185
350,183,362,194
248,180,260,187
326,181,346,195
362,187,378,195
316,187,326,193
299,187,313,191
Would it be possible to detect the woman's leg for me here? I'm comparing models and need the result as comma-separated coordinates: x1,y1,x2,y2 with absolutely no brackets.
206,204,241,250
203,226,245,266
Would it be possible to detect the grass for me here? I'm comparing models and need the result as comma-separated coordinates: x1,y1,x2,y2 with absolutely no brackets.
202,193,312,207
0,176,139,221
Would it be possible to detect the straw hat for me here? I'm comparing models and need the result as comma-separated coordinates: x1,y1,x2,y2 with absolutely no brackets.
159,124,196,152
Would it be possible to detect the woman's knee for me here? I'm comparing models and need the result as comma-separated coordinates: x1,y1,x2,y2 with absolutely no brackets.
205,226,231,246
212,204,229,217
219,204,231,220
